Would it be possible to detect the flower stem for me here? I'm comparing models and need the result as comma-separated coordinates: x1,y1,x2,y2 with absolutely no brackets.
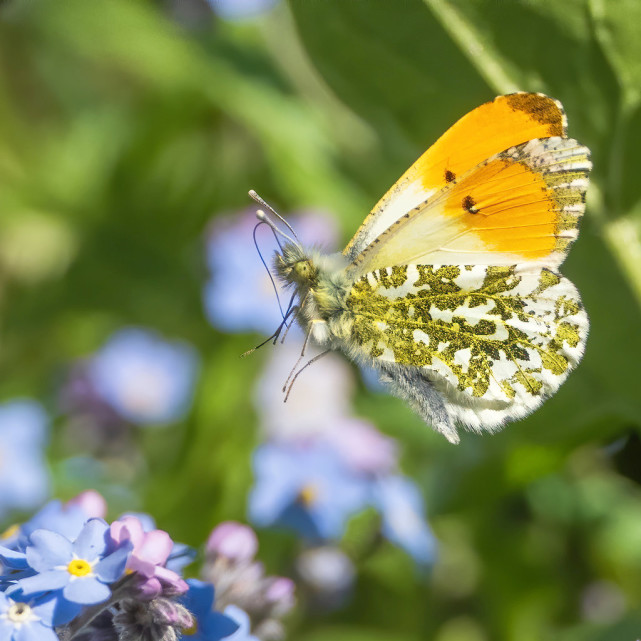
66,575,135,640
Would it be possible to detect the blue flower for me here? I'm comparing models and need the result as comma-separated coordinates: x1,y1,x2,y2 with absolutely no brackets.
88,328,199,426
372,476,437,565
207,0,279,21
0,400,49,519
249,441,370,541
14,518,131,607
181,579,239,641
18,500,90,549
166,541,196,574
204,210,338,335
222,605,259,641
0,592,57,641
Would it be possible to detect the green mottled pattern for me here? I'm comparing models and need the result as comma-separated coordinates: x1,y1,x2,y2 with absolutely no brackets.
346,264,584,401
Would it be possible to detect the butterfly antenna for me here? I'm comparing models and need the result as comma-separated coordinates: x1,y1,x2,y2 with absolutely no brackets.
249,190,303,247
241,293,297,358
253,221,285,319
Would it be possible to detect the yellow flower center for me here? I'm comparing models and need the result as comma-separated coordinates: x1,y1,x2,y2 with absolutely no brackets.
7,602,32,623
67,558,92,577
299,484,318,506
0,524,19,540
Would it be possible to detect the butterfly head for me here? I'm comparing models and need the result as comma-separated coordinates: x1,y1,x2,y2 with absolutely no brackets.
275,243,319,288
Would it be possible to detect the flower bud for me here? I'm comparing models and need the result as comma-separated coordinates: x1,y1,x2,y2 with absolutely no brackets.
66,490,107,519
206,521,258,563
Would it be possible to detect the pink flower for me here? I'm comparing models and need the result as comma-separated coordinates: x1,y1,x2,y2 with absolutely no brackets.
322,419,398,475
66,490,107,519
206,522,258,563
265,577,295,615
110,516,188,599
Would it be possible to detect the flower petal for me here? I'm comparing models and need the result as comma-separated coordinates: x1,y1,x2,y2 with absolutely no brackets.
373,476,437,565
0,619,16,638
16,622,58,641
15,570,69,596
137,529,173,566
63,577,110,605
72,519,109,560
0,545,29,569
110,517,144,550
201,610,240,639
136,576,163,599
181,579,214,619
26,530,73,571
94,541,132,583
51,597,83,626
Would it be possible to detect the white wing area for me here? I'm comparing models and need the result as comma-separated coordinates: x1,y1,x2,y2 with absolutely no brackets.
345,263,588,443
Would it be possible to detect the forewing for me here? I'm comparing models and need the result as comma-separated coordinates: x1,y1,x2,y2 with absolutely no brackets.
349,137,590,276
344,93,567,262
346,264,588,437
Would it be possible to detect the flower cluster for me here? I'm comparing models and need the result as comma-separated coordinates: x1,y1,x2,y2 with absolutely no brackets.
62,327,200,430
203,207,437,611
249,343,437,567
203,522,295,641
0,493,294,640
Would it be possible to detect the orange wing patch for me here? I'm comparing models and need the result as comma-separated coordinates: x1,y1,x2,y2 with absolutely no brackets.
345,93,567,261
349,137,590,274
410,93,566,194
444,157,557,260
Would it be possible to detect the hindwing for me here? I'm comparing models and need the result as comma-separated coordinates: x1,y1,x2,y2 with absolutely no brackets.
344,263,588,442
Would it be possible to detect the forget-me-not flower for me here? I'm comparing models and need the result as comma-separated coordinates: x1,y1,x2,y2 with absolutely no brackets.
14,518,131,606
253,342,354,440
0,591,57,641
0,400,49,519
88,328,199,426
110,516,188,599
249,441,370,541
223,604,259,641
17,499,93,550
180,579,239,641
373,475,437,565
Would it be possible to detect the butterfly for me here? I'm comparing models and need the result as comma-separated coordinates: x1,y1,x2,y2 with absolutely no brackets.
253,93,590,444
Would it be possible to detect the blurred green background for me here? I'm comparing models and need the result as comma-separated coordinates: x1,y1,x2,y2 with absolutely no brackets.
1,0,641,639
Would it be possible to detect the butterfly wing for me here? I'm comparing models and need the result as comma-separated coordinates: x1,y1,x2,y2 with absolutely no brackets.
345,264,588,443
344,93,567,262
348,137,590,276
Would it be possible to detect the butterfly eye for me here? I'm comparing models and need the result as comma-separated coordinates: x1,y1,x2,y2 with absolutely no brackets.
294,261,310,276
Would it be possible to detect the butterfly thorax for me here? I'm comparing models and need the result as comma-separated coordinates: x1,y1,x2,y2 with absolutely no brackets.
274,243,352,346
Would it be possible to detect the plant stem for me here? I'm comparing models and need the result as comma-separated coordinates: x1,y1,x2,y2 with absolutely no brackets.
66,575,135,640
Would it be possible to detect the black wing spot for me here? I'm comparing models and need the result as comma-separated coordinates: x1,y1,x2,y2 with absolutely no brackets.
463,195,479,214
445,169,456,182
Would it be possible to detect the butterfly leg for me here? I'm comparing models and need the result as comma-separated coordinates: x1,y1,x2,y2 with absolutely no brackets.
281,319,328,393
378,363,460,444
284,349,331,402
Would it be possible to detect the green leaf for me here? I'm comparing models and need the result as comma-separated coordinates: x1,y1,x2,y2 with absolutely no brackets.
590,0,641,108
299,626,419,641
